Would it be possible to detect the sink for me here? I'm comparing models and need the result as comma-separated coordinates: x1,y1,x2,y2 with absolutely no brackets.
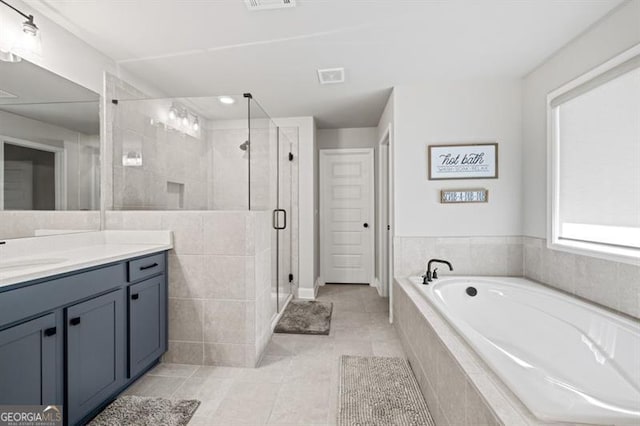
0,258,68,271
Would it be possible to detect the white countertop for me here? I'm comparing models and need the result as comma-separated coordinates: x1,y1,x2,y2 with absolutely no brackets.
0,231,173,288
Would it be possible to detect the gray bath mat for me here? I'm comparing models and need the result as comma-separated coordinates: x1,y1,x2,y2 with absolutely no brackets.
338,356,435,426
274,300,333,335
88,395,200,426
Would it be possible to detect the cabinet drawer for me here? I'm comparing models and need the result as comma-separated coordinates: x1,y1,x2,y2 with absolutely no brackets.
128,253,165,282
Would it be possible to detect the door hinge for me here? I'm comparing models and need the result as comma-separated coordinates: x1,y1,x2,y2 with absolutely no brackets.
288,273,294,283
288,152,294,161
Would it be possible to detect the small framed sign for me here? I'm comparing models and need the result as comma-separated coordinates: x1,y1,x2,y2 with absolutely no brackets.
428,143,498,180
440,189,488,204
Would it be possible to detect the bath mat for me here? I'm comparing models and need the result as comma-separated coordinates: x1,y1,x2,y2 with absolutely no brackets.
274,300,333,335
88,395,200,426
338,355,435,426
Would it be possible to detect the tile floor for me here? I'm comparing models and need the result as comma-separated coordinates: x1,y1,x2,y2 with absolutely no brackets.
124,284,405,425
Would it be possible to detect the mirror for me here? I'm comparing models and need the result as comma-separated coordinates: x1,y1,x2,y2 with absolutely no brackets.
0,59,100,211
0,58,100,240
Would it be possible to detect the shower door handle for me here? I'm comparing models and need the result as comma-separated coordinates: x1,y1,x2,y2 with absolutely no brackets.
273,209,287,230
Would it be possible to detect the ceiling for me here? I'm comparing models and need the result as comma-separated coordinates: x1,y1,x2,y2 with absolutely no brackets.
30,0,622,128
0,59,99,134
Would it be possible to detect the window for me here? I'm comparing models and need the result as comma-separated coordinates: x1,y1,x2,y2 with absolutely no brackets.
548,45,640,263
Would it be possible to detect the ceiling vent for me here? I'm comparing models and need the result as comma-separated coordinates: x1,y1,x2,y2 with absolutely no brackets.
0,89,17,99
317,68,345,85
245,0,296,11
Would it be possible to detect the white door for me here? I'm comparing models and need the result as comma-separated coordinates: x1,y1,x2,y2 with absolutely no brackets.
320,149,374,284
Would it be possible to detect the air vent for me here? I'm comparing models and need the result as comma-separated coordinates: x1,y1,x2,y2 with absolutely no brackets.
245,0,296,11
317,67,345,85
0,89,18,99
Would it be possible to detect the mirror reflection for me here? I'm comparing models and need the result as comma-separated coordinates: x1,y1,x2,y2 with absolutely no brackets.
0,58,100,211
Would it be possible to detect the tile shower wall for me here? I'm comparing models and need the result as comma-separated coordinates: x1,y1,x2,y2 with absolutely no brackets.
393,236,523,278
523,237,640,319
112,104,211,210
105,210,274,367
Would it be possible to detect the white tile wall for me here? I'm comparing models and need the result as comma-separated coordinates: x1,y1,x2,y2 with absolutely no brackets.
523,237,640,318
105,210,274,367
0,211,101,240
394,236,523,278
394,235,639,319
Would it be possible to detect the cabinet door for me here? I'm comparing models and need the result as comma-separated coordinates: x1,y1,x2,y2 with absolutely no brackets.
67,290,124,426
128,275,166,378
0,314,58,404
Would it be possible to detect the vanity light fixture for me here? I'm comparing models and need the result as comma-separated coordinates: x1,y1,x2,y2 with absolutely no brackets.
0,0,41,62
168,105,178,120
218,96,235,105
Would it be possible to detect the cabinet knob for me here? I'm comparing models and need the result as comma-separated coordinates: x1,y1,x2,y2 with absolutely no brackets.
363,223,369,228
69,317,81,326
131,294,139,300
44,327,57,337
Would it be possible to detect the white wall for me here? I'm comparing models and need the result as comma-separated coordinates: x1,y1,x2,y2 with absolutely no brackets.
522,0,640,238
317,127,378,149
393,79,522,237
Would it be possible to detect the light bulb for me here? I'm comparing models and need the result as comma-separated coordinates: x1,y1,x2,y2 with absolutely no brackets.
182,115,189,126
168,106,177,120
193,118,200,131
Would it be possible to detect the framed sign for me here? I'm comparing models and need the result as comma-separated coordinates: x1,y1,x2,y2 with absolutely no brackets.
440,189,488,204
428,143,498,180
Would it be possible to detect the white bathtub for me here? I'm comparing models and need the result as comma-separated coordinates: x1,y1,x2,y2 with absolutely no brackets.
408,276,640,425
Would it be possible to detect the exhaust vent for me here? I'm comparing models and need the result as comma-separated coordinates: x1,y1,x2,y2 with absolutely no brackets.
245,0,296,11
317,67,345,85
0,89,18,99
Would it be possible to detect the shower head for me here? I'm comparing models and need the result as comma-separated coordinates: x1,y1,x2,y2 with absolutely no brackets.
239,141,250,151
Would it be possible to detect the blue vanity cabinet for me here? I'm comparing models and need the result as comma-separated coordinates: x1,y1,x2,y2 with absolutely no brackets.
0,250,168,426
128,275,167,378
0,313,59,405
66,289,125,426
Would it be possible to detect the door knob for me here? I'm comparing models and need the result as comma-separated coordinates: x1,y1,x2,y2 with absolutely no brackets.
363,223,369,228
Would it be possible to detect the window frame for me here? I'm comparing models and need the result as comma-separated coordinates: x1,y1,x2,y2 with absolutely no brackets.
546,44,640,265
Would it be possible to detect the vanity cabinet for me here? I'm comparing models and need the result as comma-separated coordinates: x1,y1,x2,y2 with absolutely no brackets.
66,290,125,426
0,313,59,405
0,251,168,426
128,275,166,378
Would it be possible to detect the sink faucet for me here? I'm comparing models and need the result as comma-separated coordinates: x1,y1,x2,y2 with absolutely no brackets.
423,259,453,284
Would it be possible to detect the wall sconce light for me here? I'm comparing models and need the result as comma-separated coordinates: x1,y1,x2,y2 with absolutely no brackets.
0,0,42,62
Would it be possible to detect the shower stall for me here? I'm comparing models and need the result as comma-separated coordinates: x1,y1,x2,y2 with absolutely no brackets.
109,92,297,366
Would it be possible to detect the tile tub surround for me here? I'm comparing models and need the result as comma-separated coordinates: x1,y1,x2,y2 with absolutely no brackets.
394,236,524,278
523,237,640,319
393,277,584,426
105,210,274,367
394,235,639,319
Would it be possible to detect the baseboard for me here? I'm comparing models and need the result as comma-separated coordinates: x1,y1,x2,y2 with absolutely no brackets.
372,277,382,295
298,286,316,300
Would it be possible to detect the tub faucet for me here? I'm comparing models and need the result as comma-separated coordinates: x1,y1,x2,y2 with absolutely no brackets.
423,259,453,284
